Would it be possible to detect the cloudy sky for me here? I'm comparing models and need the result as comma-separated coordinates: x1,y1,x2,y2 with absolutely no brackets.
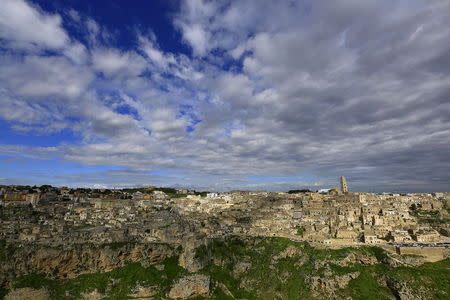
0,0,449,192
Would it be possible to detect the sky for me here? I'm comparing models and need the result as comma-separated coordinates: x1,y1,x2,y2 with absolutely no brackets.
0,0,449,192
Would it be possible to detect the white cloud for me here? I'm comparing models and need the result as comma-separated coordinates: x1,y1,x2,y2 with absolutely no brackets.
92,48,147,77
138,35,175,69
0,0,69,50
85,18,100,44
0,92,51,124
214,73,253,107
67,9,80,22
149,108,188,140
179,23,210,56
63,42,88,65
174,0,218,56
0,54,93,99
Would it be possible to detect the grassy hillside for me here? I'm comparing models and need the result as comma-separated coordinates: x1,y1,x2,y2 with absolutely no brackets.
2,237,449,299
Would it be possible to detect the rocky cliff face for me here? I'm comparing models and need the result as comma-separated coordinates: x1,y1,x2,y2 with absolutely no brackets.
1,237,448,300
0,242,175,289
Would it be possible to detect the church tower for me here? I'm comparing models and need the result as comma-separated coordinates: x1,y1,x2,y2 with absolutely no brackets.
340,176,348,193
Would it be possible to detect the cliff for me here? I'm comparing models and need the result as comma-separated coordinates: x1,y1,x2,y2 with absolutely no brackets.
1,236,449,299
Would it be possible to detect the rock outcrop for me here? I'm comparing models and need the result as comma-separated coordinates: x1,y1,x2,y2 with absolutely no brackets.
178,239,209,272
385,253,425,267
333,251,378,266
233,261,252,276
127,286,157,298
385,277,430,300
80,289,104,300
5,287,50,300
168,274,210,299
0,242,175,288
306,271,360,297
273,245,300,261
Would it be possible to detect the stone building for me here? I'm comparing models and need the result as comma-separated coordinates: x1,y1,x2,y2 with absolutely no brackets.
340,176,348,193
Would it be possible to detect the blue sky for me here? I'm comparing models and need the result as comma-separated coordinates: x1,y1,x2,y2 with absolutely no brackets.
0,0,449,192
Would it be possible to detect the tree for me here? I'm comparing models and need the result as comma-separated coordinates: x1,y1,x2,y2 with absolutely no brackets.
288,189,312,194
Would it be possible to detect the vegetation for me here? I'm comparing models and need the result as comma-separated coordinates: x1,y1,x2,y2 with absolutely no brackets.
0,239,19,262
410,208,450,224
194,244,208,261
296,225,306,237
0,289,6,300
288,189,312,194
3,237,450,299
166,193,187,198
9,256,186,300
194,191,209,197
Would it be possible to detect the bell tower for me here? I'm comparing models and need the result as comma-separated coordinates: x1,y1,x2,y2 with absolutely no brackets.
340,176,348,193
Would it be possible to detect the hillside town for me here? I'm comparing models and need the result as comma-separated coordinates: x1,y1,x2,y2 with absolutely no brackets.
1,178,449,253
1,178,450,299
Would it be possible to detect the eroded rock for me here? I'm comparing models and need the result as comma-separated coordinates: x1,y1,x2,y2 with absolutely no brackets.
80,289,104,300
5,288,50,300
306,271,360,297
0,243,174,284
233,262,251,276
385,277,429,300
128,285,157,298
168,274,210,299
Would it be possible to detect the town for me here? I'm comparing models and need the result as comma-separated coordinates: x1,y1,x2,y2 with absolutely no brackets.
1,178,450,299
1,178,449,254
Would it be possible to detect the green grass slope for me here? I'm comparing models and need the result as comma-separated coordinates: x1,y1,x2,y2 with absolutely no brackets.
2,237,449,299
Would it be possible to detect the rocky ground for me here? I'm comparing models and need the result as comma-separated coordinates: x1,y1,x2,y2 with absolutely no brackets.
1,236,449,299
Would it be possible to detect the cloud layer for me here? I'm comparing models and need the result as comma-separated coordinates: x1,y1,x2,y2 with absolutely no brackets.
0,0,449,192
